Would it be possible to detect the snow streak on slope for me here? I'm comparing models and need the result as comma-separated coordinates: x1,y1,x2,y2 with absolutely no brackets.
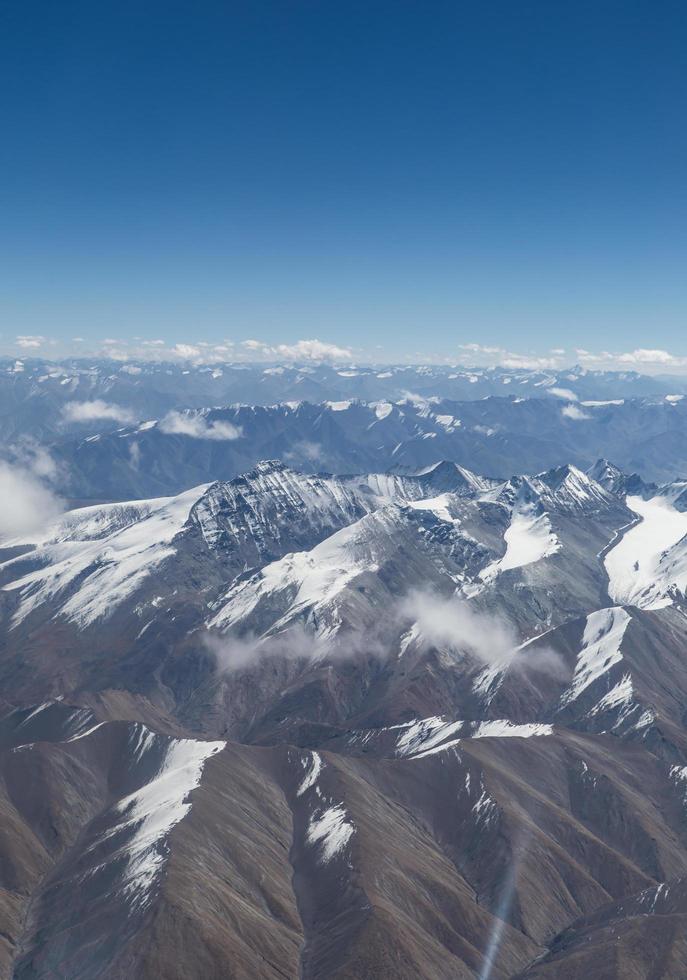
296,750,356,865
395,716,552,758
207,507,403,634
113,731,224,910
306,804,355,863
560,607,631,706
297,751,323,796
2,486,208,627
189,462,369,552
604,487,687,609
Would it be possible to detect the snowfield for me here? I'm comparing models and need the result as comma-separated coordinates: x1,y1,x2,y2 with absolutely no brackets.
480,499,560,583
560,606,631,706
604,488,687,609
2,486,209,628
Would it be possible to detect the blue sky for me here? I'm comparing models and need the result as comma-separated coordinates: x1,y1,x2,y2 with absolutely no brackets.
1,1,686,367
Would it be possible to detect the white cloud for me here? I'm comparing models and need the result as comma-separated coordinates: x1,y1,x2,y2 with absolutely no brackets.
400,590,517,665
547,387,578,401
129,441,141,469
561,403,590,420
119,364,142,375
159,411,242,440
459,343,504,355
11,438,60,481
170,343,202,359
205,624,323,673
97,344,130,361
573,347,687,372
0,460,64,540
617,348,677,365
241,338,353,362
454,344,687,375
458,343,564,372
284,440,323,463
62,400,135,423
16,335,46,349
499,354,561,370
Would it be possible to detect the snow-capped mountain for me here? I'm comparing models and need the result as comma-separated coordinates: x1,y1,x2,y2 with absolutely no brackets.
5,361,687,509
3,455,687,978
2,356,684,443
14,392,680,505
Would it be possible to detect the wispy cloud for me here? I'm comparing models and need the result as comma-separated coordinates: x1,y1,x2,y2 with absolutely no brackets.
0,444,64,541
62,400,135,423
459,342,687,375
561,403,590,420
159,410,242,440
547,387,578,401
576,347,687,371
205,625,324,672
617,348,680,365
399,590,517,665
169,343,203,359
459,344,563,371
241,338,353,361
15,335,46,349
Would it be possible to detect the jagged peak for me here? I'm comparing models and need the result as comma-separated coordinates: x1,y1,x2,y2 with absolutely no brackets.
537,462,592,490
587,458,623,481
413,460,499,495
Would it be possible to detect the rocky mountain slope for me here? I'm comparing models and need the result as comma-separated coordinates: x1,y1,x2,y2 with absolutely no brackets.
2,457,687,977
34,394,687,500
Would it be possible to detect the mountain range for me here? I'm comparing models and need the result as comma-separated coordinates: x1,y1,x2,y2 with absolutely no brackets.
3,451,687,977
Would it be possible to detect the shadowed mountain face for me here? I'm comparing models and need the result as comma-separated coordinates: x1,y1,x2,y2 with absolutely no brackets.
3,360,687,504
2,357,684,443
3,455,687,978
36,395,687,499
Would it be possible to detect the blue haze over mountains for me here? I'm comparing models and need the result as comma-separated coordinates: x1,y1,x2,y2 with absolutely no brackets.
4,357,687,977
2,357,687,501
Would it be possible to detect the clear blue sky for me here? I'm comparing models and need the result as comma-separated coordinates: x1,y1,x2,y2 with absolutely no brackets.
1,1,686,362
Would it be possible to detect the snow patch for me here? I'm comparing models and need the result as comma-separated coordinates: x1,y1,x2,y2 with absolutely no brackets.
604,489,687,608
298,751,323,796
306,804,355,863
480,500,559,582
395,716,552,758
3,486,209,627
113,734,224,910
560,607,631,706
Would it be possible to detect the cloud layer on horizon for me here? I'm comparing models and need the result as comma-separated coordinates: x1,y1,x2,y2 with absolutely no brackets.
4,334,687,374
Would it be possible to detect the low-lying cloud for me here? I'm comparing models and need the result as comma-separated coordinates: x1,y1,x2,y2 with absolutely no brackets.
561,403,590,421
400,590,517,665
202,579,570,688
284,440,323,463
159,411,242,440
62,399,135,423
0,449,64,540
207,589,529,674
548,387,578,401
204,625,324,672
